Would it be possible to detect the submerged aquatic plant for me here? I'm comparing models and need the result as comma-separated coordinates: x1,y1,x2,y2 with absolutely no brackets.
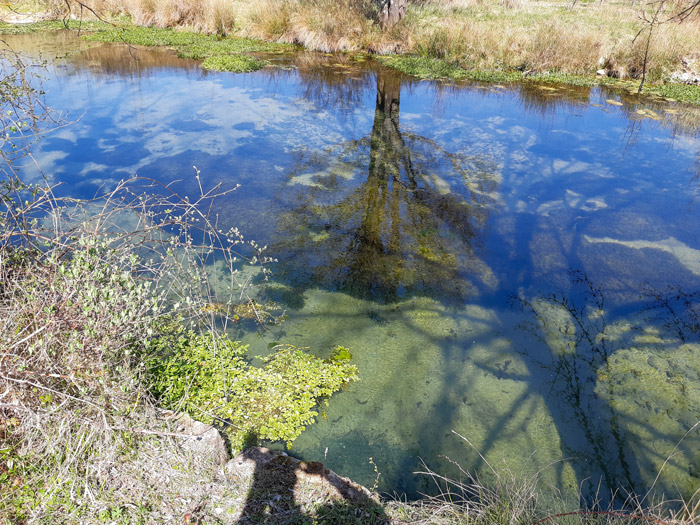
511,270,700,505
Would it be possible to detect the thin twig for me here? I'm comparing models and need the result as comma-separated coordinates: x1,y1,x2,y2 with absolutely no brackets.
1,374,104,411
108,426,214,439
7,325,45,352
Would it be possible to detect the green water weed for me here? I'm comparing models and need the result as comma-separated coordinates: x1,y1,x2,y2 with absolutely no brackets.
82,25,291,70
201,54,268,72
148,331,358,452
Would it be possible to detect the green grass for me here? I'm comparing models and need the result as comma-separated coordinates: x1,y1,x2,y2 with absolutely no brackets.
83,25,293,63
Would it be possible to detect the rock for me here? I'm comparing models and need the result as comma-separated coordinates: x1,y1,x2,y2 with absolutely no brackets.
671,71,700,85
170,412,230,466
670,55,700,85
596,69,607,76
613,66,627,80
225,447,375,502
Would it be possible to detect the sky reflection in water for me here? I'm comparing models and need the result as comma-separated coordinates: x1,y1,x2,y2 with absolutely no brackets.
8,31,700,503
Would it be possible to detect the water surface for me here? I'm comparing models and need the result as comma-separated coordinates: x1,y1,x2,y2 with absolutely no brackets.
6,31,700,503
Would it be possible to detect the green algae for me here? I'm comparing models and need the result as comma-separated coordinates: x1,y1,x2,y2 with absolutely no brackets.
513,272,700,502
201,54,268,73
240,287,580,499
596,345,700,498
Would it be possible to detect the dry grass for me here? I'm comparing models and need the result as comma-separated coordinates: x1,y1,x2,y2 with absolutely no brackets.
396,0,700,80
35,0,236,34
124,0,236,35
242,0,385,52
24,0,700,80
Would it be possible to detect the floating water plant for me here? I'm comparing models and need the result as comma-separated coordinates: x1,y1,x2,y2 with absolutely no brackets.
201,54,269,73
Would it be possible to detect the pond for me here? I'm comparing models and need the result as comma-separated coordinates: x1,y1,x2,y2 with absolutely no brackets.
4,30,700,504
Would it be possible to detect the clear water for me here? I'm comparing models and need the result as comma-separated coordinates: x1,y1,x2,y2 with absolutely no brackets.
5,31,700,503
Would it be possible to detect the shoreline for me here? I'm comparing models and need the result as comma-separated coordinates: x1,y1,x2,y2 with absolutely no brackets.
2,2,700,105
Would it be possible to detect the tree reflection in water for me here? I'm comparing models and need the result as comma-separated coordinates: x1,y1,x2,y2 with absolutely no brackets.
275,67,500,303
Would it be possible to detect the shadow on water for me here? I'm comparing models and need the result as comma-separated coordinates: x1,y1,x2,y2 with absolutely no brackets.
476,271,700,505
253,64,700,504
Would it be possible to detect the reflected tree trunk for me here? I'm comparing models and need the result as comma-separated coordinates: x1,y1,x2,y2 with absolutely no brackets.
347,68,404,295
274,64,498,302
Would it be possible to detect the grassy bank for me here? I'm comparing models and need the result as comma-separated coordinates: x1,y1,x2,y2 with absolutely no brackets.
4,0,700,98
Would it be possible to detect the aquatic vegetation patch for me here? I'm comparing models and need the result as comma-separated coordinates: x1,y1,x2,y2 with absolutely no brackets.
378,55,470,80
148,330,358,451
201,54,268,72
82,25,291,70
644,83,700,106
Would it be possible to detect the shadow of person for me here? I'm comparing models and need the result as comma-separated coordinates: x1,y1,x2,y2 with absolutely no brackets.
234,447,390,524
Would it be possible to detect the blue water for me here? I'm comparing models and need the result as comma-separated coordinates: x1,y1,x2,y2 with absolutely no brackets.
6,31,700,503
